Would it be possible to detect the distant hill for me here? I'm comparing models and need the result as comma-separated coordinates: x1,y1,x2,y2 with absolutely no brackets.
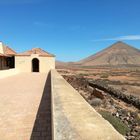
77,41,140,66
56,61,75,69
56,61,67,69
56,41,140,68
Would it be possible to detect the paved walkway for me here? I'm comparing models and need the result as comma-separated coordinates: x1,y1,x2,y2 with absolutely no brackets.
0,73,51,140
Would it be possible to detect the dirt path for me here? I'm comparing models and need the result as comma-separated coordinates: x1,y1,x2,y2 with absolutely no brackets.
0,73,51,140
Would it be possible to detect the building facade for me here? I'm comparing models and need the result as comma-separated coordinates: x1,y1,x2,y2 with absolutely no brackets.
0,42,16,70
15,48,55,73
0,42,55,73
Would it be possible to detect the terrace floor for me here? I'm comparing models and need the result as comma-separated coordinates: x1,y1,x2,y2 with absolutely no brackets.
0,73,51,140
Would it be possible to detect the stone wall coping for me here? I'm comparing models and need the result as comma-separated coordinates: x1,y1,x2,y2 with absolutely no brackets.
51,69,125,140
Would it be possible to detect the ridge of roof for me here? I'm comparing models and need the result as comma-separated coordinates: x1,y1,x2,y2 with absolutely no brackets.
3,46,17,55
16,48,55,57
0,42,16,56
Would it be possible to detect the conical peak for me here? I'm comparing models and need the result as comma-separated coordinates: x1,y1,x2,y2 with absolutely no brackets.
108,41,133,50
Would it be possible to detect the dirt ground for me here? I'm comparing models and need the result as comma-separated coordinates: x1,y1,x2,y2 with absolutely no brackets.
59,69,140,140
57,66,140,99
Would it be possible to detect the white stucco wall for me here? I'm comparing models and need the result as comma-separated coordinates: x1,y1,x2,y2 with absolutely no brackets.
0,68,19,79
15,54,55,73
0,42,4,54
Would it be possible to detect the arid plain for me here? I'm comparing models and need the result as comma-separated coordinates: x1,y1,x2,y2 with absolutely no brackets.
56,42,140,140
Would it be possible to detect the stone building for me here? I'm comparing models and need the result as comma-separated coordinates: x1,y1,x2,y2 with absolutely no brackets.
15,48,55,73
0,42,16,70
0,42,55,73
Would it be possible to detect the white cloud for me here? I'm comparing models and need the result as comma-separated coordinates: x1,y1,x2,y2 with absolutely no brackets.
92,35,140,42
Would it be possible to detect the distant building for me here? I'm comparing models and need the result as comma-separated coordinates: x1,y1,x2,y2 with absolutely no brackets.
15,48,55,73
0,42,55,73
0,42,16,70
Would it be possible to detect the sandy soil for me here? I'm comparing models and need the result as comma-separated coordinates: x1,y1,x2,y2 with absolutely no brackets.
57,67,140,98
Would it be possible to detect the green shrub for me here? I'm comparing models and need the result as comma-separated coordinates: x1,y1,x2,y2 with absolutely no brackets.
78,73,89,76
133,112,140,124
99,111,130,135
100,73,109,78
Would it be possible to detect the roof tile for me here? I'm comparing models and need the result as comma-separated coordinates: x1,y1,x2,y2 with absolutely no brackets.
3,46,17,55
16,48,55,57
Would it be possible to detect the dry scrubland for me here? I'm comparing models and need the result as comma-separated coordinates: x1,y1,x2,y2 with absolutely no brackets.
57,66,140,140
59,66,140,98
56,42,140,139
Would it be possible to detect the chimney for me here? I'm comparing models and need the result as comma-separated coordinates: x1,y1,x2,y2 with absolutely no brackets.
0,42,4,54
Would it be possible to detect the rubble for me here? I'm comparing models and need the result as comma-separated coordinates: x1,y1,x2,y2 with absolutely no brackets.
88,80,140,109
63,75,140,140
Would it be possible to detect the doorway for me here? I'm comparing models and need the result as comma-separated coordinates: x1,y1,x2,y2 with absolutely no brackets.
6,56,15,69
32,58,39,72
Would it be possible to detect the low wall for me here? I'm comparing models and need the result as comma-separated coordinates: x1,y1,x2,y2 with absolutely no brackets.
0,68,19,79
51,70,125,140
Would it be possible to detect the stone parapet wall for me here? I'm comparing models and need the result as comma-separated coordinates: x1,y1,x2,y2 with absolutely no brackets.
51,70,125,140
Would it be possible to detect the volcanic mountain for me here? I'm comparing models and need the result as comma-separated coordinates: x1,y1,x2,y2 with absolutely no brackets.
76,41,140,67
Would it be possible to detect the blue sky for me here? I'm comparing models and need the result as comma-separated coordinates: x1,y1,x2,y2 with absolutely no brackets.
0,0,140,61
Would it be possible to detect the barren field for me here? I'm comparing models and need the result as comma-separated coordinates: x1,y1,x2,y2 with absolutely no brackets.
58,67,140,98
57,67,140,140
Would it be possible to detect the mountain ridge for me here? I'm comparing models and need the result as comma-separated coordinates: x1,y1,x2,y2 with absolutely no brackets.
56,41,140,68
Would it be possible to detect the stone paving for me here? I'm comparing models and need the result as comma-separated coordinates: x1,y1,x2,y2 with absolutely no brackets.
0,73,51,140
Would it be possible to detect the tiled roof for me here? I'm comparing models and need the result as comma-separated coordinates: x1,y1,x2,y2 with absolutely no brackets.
3,46,17,55
0,42,16,57
16,48,55,57
0,53,5,57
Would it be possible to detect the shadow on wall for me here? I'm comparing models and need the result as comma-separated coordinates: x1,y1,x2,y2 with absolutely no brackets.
30,73,52,140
